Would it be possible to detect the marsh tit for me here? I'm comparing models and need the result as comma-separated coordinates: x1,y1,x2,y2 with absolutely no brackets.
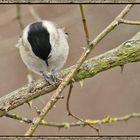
16,20,69,83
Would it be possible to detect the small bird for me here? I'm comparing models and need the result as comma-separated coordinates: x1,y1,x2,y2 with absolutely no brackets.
16,20,69,83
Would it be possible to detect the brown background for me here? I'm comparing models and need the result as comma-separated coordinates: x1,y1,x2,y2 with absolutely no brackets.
0,4,140,135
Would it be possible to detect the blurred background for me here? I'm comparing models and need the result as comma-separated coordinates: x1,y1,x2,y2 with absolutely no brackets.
0,4,140,135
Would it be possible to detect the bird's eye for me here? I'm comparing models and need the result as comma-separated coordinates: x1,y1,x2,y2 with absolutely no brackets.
65,32,68,36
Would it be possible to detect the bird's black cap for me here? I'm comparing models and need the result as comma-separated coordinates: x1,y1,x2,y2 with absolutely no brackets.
27,21,51,66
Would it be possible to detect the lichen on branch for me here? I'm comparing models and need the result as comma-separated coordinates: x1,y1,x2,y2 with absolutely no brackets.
74,32,140,81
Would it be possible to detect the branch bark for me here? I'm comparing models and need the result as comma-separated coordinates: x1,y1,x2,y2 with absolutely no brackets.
0,30,140,117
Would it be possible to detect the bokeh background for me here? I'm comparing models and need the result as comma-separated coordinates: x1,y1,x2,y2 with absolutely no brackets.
0,4,140,135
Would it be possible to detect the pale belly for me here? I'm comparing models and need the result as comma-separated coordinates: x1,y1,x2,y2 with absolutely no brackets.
19,43,69,75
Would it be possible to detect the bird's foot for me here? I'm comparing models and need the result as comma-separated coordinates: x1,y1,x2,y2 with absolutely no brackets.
50,68,63,82
50,68,59,83
40,71,54,85
40,70,61,85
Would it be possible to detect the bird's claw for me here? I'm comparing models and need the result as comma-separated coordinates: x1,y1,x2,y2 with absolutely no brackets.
40,71,54,85
40,70,61,85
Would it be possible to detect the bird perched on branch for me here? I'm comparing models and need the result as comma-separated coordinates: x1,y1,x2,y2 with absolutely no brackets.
16,20,69,84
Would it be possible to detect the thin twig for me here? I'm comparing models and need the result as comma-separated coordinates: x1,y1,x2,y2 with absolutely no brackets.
16,4,24,30
66,83,73,116
5,112,140,129
28,6,41,20
66,83,99,133
5,113,32,124
66,5,95,131
79,4,90,45
24,4,134,136
120,19,140,25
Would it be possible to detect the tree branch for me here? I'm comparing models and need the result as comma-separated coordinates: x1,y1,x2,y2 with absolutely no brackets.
28,5,41,20
79,4,90,45
120,19,140,25
5,112,140,129
16,4,24,30
0,30,140,119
